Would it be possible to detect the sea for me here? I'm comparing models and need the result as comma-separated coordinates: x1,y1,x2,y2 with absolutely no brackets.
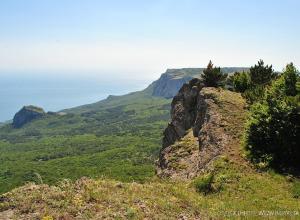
0,72,150,122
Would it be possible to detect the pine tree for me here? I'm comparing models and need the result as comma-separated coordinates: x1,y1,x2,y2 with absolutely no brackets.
201,60,227,87
249,60,274,85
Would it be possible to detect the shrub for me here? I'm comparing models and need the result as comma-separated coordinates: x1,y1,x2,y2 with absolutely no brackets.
201,61,227,87
243,85,265,104
232,71,251,93
193,173,215,195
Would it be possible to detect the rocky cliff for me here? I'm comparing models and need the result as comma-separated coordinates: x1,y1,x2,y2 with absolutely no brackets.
157,80,247,179
152,69,201,98
152,67,249,99
12,105,46,128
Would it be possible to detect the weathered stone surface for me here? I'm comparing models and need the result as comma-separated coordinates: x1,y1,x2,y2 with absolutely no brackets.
161,78,203,149
157,83,247,179
193,88,229,170
12,105,46,128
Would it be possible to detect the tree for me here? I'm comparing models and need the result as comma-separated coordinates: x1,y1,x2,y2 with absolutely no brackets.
245,63,300,170
243,60,276,104
249,59,275,85
283,63,298,96
201,60,227,87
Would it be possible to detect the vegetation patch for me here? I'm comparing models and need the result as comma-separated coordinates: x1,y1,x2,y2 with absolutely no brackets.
292,181,300,199
193,173,215,195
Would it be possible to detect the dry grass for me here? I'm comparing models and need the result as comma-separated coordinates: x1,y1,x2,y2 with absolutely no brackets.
1,156,300,219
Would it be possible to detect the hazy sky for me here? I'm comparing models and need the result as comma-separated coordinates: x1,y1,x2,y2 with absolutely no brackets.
0,0,299,79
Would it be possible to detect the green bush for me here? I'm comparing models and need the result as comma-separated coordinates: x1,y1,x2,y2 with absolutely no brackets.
243,85,265,104
232,71,250,93
193,173,215,195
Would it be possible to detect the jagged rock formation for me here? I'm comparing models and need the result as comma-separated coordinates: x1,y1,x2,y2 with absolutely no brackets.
157,81,247,179
152,68,249,99
161,78,204,148
12,105,46,128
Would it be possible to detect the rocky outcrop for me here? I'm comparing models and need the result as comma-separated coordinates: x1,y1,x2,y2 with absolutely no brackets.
12,105,46,128
157,82,247,179
161,78,204,149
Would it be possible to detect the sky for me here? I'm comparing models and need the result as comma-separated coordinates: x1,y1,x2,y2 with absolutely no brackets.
0,0,299,79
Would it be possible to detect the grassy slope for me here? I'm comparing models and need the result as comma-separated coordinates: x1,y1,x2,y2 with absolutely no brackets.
0,85,171,193
1,158,299,219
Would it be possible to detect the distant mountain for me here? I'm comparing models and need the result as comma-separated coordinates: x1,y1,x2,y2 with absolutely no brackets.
62,67,249,113
151,67,249,98
12,105,46,128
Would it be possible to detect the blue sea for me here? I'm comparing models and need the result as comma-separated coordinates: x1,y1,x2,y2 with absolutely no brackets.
0,72,150,122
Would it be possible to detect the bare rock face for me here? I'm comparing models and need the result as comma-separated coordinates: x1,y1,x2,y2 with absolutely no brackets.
157,83,247,179
162,78,204,149
13,105,46,128
192,88,229,171
152,69,199,98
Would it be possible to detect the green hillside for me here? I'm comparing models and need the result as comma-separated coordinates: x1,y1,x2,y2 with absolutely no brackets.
0,85,171,193
2,158,300,219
